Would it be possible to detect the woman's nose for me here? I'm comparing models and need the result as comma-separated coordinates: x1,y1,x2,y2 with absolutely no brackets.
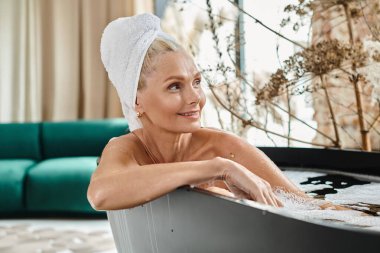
186,86,201,104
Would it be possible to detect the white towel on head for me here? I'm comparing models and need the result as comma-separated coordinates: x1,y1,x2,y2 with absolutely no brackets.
100,13,176,131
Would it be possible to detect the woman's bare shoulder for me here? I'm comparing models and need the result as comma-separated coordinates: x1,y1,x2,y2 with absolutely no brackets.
197,127,243,142
195,127,249,153
97,133,141,165
92,133,140,179
104,133,138,152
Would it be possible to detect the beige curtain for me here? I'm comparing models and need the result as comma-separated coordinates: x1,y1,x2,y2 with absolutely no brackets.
0,0,153,122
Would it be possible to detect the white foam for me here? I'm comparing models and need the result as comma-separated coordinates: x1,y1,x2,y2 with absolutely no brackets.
282,171,326,185
272,188,380,231
325,183,380,205
274,188,324,210
282,170,333,192
299,184,333,192
238,170,380,231
350,205,370,211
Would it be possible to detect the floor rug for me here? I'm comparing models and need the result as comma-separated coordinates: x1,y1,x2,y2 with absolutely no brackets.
0,223,116,253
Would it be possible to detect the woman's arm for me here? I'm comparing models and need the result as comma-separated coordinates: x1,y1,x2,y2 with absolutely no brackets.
218,133,355,210
88,160,224,210
87,138,223,210
88,134,287,210
217,133,306,197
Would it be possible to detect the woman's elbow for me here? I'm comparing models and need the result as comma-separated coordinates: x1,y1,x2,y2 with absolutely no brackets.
87,182,106,211
87,180,139,210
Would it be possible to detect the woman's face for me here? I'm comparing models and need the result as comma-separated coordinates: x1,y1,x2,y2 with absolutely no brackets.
136,51,206,133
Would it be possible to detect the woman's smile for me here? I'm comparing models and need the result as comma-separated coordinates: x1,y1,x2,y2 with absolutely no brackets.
177,110,200,119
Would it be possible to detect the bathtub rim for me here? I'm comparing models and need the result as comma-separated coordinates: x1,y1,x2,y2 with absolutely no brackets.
259,147,380,177
189,185,380,237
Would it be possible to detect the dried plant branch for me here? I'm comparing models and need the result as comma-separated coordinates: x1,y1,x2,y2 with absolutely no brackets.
320,90,380,129
264,103,278,147
286,86,292,147
208,82,334,147
343,1,371,151
226,0,306,49
267,100,336,143
314,19,349,43
368,113,380,131
211,95,225,130
320,75,341,147
368,101,380,131
336,122,363,148
359,0,380,41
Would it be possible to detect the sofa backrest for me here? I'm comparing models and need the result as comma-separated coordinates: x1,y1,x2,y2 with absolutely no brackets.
0,123,41,160
41,119,129,159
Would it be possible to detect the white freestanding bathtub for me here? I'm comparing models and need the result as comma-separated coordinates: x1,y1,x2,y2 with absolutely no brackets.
106,148,380,253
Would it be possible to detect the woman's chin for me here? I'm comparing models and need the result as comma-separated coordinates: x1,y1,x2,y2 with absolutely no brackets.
173,122,202,133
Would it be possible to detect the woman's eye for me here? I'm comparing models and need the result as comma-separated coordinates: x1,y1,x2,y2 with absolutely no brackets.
168,83,180,91
193,79,201,88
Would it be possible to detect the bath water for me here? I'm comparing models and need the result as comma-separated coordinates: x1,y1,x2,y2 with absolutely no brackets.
272,169,380,232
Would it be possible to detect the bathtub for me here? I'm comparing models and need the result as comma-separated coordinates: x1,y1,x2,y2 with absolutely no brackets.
106,147,380,253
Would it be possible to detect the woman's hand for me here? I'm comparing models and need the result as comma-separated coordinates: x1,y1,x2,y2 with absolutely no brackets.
214,157,283,208
204,186,236,198
318,201,352,211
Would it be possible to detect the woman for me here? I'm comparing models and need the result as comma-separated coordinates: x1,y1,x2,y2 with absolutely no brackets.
87,13,316,211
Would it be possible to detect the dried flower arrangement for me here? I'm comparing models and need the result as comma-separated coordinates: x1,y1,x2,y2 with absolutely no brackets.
171,0,380,151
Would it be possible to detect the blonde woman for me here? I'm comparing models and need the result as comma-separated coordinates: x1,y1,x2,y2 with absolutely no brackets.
87,13,314,211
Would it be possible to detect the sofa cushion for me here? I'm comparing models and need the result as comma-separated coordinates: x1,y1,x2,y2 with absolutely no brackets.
41,119,129,159
0,160,36,211
0,123,41,160
26,157,98,213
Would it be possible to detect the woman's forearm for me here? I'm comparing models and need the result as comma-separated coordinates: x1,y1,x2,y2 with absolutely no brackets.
87,158,222,210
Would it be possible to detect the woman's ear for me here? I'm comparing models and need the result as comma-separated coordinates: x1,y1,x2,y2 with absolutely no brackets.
135,92,144,113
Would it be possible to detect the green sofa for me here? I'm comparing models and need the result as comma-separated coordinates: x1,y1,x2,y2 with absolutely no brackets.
0,118,129,217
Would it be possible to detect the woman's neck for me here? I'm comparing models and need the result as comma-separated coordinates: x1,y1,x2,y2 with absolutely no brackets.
136,127,193,163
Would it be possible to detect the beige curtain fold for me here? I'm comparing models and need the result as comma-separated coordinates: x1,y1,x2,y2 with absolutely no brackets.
0,0,153,122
